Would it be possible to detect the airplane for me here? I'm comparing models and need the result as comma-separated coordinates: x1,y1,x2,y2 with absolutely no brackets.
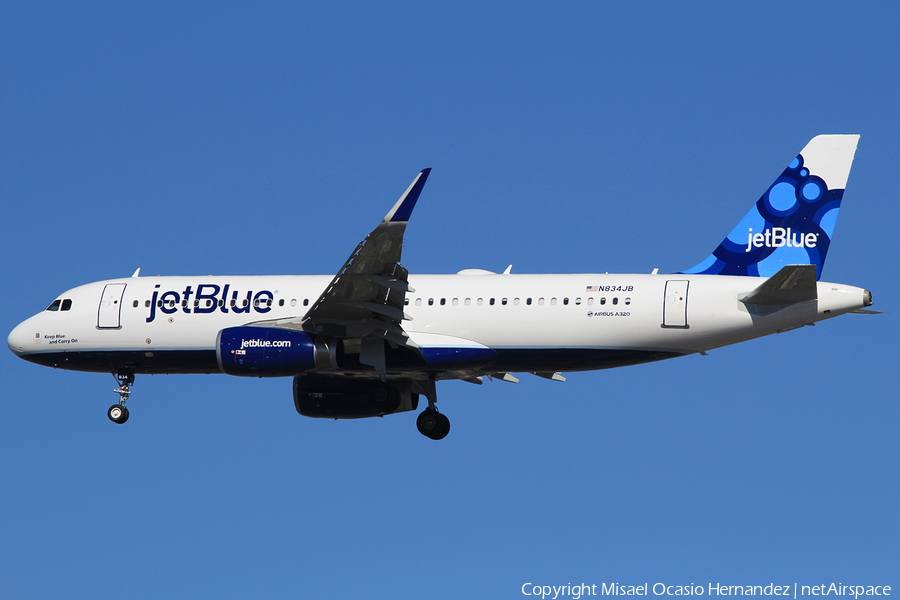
8,134,877,440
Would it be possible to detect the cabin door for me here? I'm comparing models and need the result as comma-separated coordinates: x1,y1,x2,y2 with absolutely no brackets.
662,280,689,328
98,283,127,329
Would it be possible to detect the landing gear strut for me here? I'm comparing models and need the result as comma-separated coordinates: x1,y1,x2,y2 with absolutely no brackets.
415,380,450,440
108,371,133,424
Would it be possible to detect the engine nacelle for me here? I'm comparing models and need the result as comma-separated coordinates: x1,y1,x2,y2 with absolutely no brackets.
217,326,342,377
294,377,419,419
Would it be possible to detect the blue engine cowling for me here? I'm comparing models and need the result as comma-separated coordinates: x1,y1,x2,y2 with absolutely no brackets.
217,326,342,377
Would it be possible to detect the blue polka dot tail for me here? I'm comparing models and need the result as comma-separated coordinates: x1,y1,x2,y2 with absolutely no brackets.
680,135,859,280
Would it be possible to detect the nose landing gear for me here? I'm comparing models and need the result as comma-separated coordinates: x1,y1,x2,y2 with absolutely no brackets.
108,371,133,424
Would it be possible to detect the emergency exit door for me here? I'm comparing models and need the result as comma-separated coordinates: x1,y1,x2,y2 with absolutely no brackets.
98,283,127,329
662,280,689,328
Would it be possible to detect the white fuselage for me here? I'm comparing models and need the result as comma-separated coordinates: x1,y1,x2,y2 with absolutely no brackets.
7,271,870,376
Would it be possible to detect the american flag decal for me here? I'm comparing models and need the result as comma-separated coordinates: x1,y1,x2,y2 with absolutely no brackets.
586,285,599,292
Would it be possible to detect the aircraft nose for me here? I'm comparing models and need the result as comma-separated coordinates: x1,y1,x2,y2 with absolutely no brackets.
8,319,35,356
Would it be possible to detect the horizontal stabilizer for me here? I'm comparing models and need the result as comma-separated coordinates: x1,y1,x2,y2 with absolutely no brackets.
740,264,817,306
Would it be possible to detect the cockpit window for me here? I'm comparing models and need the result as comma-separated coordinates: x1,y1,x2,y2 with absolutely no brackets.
61,299,72,311
46,300,62,311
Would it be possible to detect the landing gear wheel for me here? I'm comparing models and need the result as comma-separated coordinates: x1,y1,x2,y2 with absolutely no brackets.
108,404,129,424
435,412,450,439
417,409,450,440
109,370,134,424
417,409,437,434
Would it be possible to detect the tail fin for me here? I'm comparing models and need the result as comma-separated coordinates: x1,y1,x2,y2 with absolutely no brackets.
681,134,859,280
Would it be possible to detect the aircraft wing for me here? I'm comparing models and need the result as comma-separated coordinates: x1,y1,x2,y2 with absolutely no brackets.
302,168,430,346
256,169,430,356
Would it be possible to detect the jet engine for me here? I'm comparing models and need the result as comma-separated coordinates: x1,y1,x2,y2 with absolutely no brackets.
217,326,342,377
294,377,419,419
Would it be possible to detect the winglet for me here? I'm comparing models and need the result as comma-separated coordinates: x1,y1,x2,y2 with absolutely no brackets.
383,168,431,223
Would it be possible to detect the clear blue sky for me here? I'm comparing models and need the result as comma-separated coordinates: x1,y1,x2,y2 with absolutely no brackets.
1,2,897,598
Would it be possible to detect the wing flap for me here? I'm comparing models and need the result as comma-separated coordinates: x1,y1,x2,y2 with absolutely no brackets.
351,274,416,293
339,301,411,322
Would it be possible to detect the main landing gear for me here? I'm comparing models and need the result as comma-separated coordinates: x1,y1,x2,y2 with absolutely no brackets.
414,381,450,440
108,371,133,424
416,408,450,440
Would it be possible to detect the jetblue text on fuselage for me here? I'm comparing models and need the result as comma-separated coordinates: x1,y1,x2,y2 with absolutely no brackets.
745,227,818,252
146,284,274,323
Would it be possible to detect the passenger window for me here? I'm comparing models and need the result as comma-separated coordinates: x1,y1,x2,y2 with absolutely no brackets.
133,300,139,308
415,298,422,306
600,298,606,305
538,298,545,306
551,298,557,306
526,298,532,305
192,299,198,307
145,300,151,308
46,300,61,311
291,299,297,307
440,298,446,306
490,298,495,305
465,298,471,306
452,298,458,306
575,298,582,305
303,299,309,306
230,299,236,307
613,297,619,305
279,299,285,307
404,298,409,306
242,299,248,307
61,299,72,311
220,299,225,307
477,298,483,306
563,298,569,305
428,298,434,306
625,298,631,305
501,298,508,306
587,297,594,306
